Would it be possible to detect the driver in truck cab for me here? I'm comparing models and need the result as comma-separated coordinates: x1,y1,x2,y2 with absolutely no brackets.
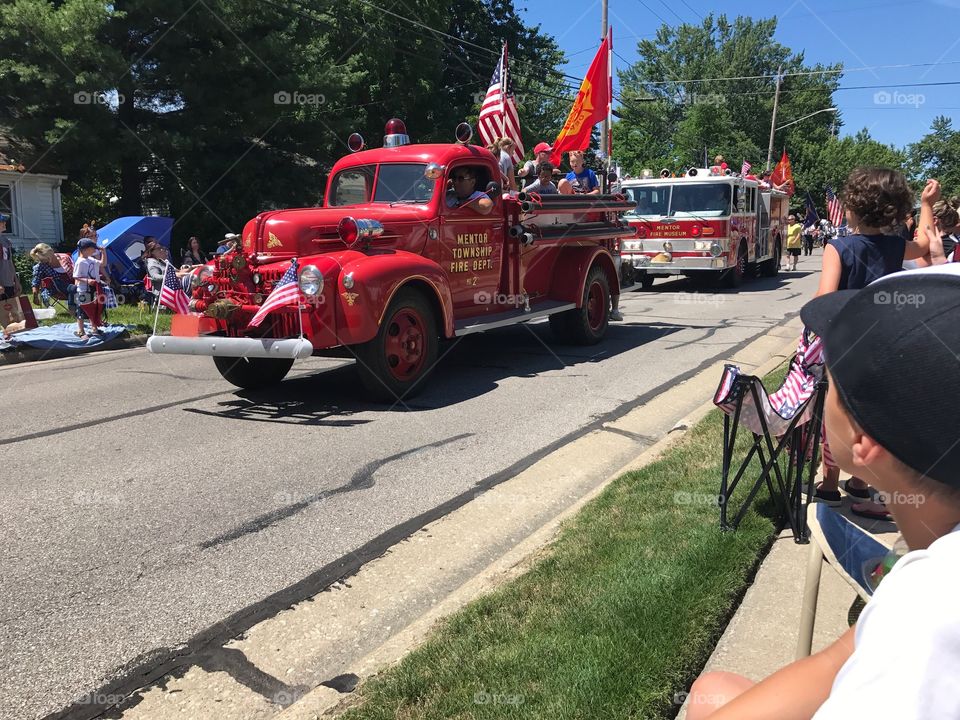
446,167,494,215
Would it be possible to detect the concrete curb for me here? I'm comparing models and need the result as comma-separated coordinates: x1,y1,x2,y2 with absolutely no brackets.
0,334,147,366
274,327,803,720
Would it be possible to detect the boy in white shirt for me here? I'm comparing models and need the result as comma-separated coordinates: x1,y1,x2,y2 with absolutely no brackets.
73,238,105,339
687,265,960,720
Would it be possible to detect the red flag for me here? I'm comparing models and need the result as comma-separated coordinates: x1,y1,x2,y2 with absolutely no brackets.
770,149,795,196
550,34,610,166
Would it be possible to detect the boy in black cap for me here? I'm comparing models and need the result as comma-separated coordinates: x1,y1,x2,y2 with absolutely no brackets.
686,264,960,720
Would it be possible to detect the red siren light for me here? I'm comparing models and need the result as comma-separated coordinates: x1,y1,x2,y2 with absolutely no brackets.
384,118,410,147
338,217,359,246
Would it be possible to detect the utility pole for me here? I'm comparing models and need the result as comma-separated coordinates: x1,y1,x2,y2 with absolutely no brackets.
600,0,609,192
766,64,783,171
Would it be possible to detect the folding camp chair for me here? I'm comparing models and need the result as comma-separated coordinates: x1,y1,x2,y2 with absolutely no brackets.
40,276,71,313
797,502,896,658
714,331,827,542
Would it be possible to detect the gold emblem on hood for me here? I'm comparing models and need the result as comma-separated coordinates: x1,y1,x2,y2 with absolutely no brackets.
267,232,282,248
341,291,359,306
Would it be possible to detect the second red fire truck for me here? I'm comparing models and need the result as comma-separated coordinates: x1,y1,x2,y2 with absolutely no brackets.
618,168,788,289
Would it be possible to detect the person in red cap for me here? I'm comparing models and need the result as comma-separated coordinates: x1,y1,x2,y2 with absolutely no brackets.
518,142,553,189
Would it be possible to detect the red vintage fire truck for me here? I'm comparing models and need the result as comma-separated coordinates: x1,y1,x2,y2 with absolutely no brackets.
618,168,788,289
147,120,635,398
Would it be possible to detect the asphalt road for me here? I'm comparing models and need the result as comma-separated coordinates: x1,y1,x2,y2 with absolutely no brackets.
0,256,822,720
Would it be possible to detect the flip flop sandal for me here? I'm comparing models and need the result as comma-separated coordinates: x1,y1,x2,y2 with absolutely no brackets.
843,479,872,499
850,502,893,522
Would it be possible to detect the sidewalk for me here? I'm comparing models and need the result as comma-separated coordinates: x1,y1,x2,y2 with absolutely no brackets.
677,495,899,719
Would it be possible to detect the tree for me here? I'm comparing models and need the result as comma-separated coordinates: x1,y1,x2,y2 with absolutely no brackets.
613,14,839,178
908,116,960,193
0,0,566,251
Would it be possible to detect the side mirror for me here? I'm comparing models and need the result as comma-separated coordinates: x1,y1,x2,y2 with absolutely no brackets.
485,181,501,197
424,162,445,180
455,122,473,144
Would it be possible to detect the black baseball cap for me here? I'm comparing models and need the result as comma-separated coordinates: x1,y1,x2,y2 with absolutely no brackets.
77,238,97,250
801,265,960,486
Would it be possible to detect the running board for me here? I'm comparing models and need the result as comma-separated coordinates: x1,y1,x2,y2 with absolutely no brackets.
454,301,576,337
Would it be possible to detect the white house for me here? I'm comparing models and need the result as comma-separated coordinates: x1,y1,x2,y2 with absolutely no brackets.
0,168,67,252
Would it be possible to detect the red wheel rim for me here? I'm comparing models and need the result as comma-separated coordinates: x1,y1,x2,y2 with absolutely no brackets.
586,281,606,332
383,307,427,382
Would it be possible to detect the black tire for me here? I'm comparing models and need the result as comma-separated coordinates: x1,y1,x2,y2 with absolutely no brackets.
213,356,294,389
550,264,610,345
723,241,748,288
354,288,438,401
761,238,781,277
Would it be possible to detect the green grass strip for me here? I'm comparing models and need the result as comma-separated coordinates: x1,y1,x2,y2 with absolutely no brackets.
30,298,171,334
342,365,790,720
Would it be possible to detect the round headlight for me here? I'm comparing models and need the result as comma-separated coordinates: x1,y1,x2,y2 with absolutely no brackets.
710,242,723,257
663,241,674,252
298,264,323,296
343,272,355,290
252,272,261,285
199,265,214,282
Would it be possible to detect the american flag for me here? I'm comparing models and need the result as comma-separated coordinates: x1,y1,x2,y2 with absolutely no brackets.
741,160,751,176
478,43,524,164
248,260,300,328
159,261,190,315
826,186,845,227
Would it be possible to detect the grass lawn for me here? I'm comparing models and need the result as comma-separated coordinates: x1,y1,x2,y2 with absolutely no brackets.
29,298,171,335
341,364,791,720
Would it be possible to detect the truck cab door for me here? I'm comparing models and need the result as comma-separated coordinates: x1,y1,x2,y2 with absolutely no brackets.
438,163,504,314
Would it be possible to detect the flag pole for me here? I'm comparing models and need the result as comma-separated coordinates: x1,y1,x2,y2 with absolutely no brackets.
599,0,609,192
606,25,613,188
151,260,166,335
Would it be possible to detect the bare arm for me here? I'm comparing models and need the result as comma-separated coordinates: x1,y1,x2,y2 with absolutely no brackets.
706,627,855,720
815,243,842,297
914,225,947,266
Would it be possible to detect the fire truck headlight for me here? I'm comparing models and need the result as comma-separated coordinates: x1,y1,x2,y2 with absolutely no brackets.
663,241,674,252
710,242,723,257
298,265,323,296
198,265,214,282
252,272,262,285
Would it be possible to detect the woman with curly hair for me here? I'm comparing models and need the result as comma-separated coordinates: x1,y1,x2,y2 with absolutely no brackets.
810,167,929,517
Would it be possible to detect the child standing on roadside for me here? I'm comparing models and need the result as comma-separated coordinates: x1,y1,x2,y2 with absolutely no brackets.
73,238,105,339
811,168,929,516
687,265,960,720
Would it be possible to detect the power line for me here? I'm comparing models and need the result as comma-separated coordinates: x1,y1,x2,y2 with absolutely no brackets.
629,59,960,86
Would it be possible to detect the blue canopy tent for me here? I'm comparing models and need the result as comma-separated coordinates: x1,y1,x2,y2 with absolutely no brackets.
73,216,174,284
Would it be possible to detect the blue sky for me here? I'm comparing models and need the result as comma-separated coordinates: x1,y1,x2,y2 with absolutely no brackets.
521,0,960,150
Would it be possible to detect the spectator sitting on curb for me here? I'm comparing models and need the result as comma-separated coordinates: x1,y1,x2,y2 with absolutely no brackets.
29,243,71,306
810,167,929,519
686,264,960,720
144,240,195,294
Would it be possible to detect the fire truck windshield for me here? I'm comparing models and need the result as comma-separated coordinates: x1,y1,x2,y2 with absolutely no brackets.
623,183,732,218
329,163,435,206
669,183,731,217
623,186,669,217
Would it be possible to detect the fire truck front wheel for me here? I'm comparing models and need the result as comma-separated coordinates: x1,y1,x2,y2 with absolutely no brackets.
549,265,609,345
723,241,749,288
213,356,294,389
355,288,439,401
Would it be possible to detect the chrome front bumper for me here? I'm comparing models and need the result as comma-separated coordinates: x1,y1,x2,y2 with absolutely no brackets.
622,255,729,275
146,335,314,359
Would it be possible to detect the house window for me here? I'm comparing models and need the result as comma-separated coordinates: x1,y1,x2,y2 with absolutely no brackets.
0,185,12,234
